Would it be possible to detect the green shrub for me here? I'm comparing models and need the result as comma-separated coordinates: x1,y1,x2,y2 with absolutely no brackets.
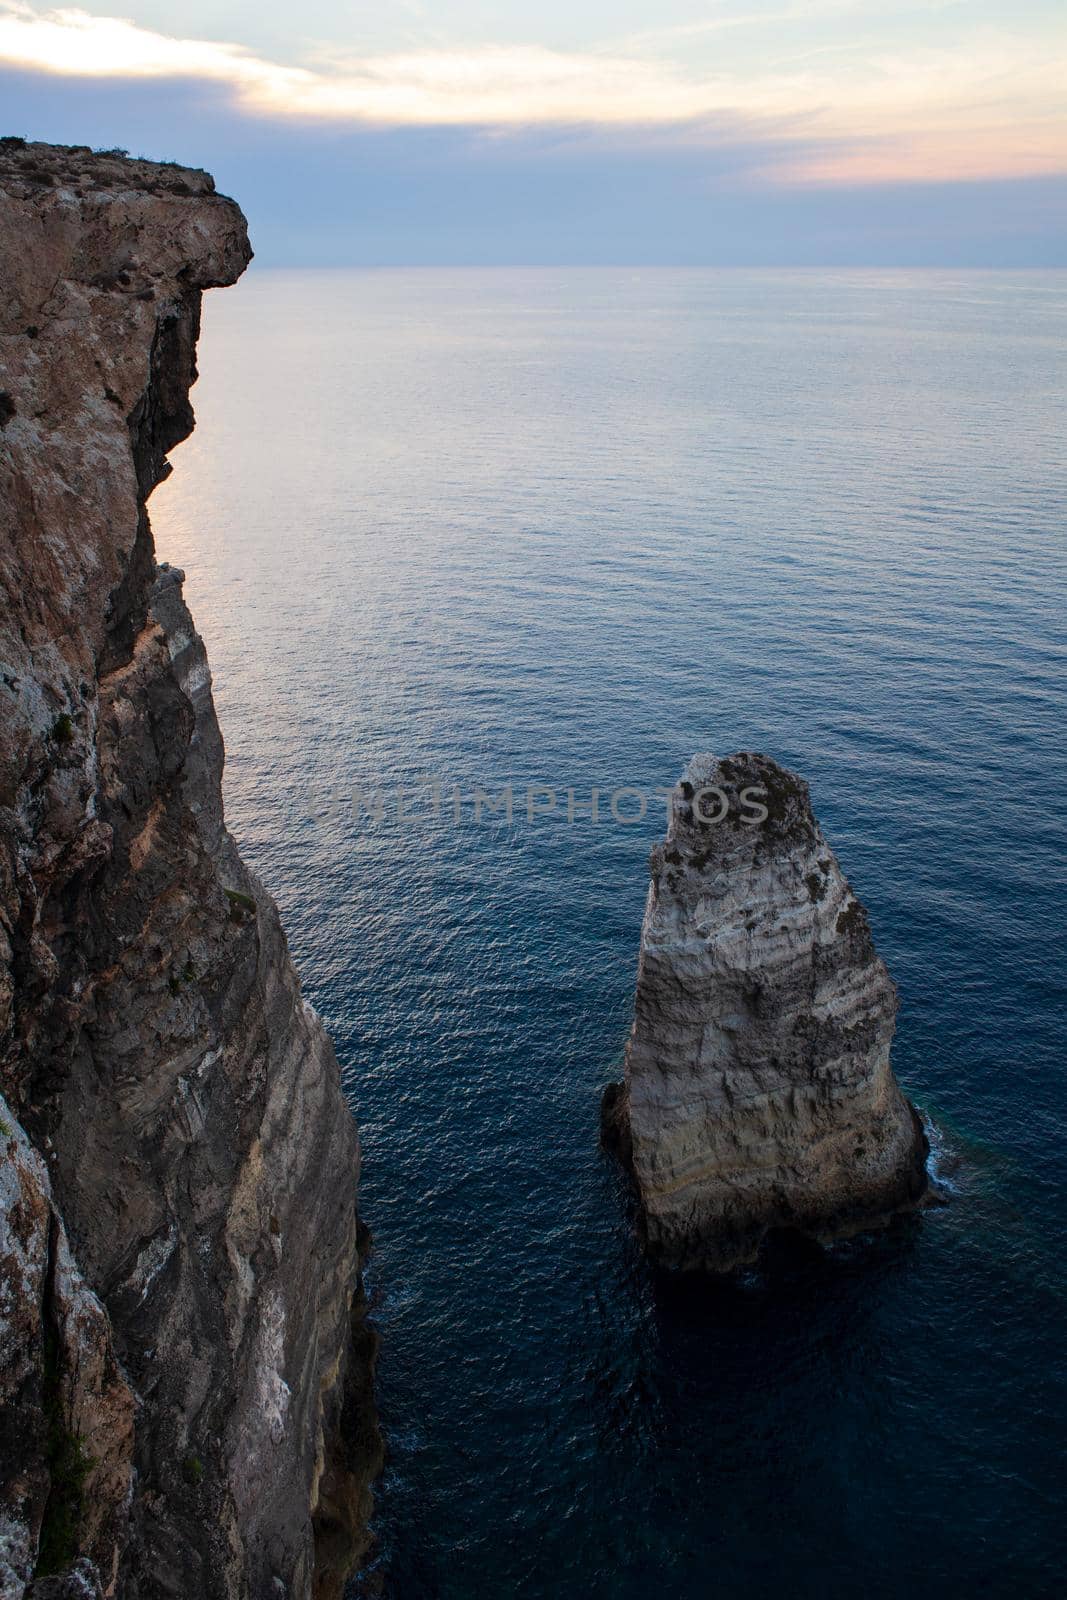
224,888,255,922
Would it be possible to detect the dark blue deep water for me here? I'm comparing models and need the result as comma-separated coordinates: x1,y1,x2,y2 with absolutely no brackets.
155,269,1067,1599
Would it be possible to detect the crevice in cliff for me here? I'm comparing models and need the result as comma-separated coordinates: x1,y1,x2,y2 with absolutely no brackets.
34,1214,94,1581
101,291,201,680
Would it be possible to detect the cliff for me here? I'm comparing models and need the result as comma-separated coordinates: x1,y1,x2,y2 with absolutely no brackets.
0,141,380,1596
604,752,928,1271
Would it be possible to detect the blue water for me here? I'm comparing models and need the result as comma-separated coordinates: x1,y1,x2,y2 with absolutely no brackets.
154,269,1067,1599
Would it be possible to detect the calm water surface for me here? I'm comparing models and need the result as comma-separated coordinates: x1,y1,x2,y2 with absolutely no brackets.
154,269,1067,1599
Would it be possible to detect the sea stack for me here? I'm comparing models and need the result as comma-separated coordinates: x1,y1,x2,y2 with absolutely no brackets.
604,752,928,1271
0,143,379,1597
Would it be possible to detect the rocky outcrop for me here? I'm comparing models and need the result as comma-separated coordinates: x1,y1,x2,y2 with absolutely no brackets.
604,752,927,1272
0,141,380,1596
0,1090,135,1599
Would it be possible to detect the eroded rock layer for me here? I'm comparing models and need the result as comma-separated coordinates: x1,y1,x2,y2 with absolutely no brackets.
605,752,927,1271
0,140,380,1597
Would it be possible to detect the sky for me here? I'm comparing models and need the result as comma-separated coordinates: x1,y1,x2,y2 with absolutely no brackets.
1,1,1065,264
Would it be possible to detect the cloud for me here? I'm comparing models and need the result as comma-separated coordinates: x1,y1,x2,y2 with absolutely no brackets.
4,61,1064,266
0,3,1064,184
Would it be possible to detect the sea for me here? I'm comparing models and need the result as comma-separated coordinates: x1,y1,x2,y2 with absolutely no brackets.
153,268,1067,1599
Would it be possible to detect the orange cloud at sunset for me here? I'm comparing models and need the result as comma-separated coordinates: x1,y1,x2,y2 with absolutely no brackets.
0,4,1064,186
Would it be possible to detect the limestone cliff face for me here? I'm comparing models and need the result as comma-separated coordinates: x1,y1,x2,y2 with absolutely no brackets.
605,752,928,1272
0,141,380,1596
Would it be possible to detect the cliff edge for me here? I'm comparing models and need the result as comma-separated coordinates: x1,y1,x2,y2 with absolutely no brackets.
604,752,928,1272
0,140,380,1597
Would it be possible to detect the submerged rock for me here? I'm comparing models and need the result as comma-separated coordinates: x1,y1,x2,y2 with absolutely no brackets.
604,752,928,1271
0,142,380,1596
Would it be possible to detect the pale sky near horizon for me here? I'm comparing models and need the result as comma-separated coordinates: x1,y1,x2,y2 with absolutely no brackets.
1,1,1065,262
